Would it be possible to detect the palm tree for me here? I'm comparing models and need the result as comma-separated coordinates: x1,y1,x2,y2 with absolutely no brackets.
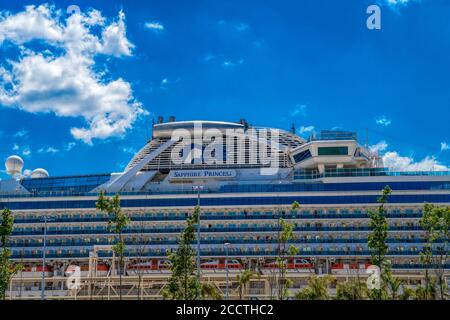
336,279,366,300
399,285,415,300
201,282,223,300
295,275,334,300
236,270,254,299
386,276,403,300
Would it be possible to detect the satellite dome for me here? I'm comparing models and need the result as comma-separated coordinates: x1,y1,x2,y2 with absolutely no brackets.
5,155,24,177
31,168,49,179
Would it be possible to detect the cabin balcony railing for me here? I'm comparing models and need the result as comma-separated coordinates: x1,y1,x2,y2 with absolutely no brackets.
10,250,450,261
11,225,424,236
8,237,445,248
293,168,450,180
10,212,424,224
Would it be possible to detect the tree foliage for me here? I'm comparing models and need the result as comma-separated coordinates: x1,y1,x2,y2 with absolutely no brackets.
336,279,367,300
295,275,334,300
276,201,300,300
367,186,392,300
96,192,130,299
164,206,201,300
201,282,223,300
236,270,254,299
0,208,20,300
419,203,450,300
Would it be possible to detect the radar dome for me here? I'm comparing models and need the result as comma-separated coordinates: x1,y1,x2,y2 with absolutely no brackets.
31,168,49,179
5,155,24,177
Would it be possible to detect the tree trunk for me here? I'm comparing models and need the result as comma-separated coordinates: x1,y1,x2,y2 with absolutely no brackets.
119,232,123,300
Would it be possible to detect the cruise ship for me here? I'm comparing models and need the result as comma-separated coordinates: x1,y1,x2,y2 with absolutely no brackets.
1,119,449,299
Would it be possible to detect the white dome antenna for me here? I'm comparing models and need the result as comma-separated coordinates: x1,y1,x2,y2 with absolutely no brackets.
31,168,50,179
5,155,24,178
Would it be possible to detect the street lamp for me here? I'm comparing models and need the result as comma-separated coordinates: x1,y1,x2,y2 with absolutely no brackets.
223,242,231,300
40,216,54,300
192,185,204,282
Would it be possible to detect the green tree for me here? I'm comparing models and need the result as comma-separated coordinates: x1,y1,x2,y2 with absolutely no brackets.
335,279,367,300
132,221,151,300
414,283,437,300
419,204,450,300
96,192,130,300
164,206,201,300
399,284,415,300
0,208,20,300
236,270,254,299
201,282,223,300
295,275,334,300
367,185,392,300
276,201,300,300
385,275,403,300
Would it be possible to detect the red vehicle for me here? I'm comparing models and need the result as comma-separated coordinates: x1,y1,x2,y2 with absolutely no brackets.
263,258,313,270
200,259,243,270
19,265,53,278
157,259,172,270
331,262,371,275
127,259,172,275
127,261,154,275
80,263,109,277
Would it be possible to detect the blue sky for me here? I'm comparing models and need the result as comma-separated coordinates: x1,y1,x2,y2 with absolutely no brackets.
0,0,449,178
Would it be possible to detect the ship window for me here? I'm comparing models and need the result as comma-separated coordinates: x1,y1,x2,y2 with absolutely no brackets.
293,149,312,163
318,146,348,156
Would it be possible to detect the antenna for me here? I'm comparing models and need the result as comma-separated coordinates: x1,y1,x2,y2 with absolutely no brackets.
365,128,369,149
291,123,296,134
151,117,155,140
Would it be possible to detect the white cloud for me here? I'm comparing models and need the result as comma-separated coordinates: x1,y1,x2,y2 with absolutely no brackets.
375,115,391,127
217,20,249,32
11,143,30,156
100,11,134,57
23,169,32,177
235,23,249,32
0,5,63,44
22,147,31,157
369,139,448,171
385,0,412,6
369,140,388,153
122,147,136,154
440,142,449,152
203,53,216,63
291,104,307,117
384,0,422,11
14,129,28,137
299,125,315,134
65,142,76,151
144,21,164,31
382,151,448,171
38,146,59,153
223,59,244,68
0,5,146,144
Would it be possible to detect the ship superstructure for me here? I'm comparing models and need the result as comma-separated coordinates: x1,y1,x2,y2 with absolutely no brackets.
1,119,449,298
